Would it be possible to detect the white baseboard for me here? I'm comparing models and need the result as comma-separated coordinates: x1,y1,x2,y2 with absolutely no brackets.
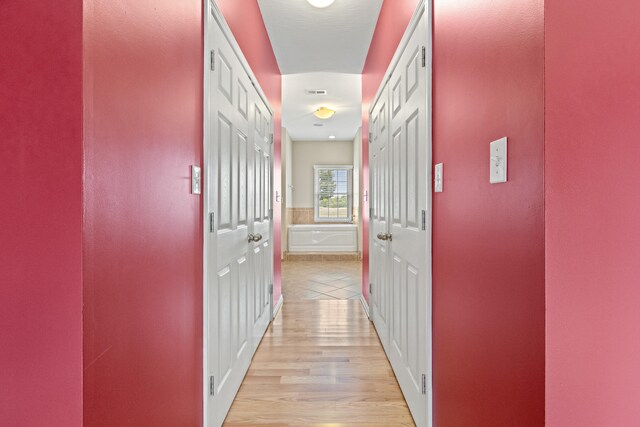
359,294,370,319
272,294,284,319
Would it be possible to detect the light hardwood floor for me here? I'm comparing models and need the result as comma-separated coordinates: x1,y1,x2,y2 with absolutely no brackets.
224,262,415,426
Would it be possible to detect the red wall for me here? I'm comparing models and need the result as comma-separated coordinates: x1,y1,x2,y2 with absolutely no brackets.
432,0,545,424
82,1,280,425
82,1,204,425
0,2,84,425
545,1,640,425
217,0,283,304
361,0,420,302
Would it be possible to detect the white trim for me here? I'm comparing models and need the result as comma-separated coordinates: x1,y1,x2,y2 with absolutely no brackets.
369,0,426,115
313,165,354,223
272,294,284,320
359,294,370,319
425,2,434,425
202,3,212,425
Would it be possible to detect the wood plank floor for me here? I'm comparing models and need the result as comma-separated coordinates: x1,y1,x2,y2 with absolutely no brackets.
224,268,415,426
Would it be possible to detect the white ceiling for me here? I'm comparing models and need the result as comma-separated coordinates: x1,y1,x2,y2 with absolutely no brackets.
257,0,383,74
282,72,362,141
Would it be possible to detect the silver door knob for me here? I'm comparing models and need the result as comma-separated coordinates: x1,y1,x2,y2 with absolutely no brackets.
252,233,263,242
377,232,392,241
248,233,255,243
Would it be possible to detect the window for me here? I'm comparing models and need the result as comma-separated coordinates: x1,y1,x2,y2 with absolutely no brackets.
314,165,353,222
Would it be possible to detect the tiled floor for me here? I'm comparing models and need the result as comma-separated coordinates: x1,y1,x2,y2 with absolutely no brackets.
281,259,362,301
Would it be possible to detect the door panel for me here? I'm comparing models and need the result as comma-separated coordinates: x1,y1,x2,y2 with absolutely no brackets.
207,17,252,426
250,97,273,350
369,10,430,427
370,86,391,354
388,15,428,427
206,6,274,426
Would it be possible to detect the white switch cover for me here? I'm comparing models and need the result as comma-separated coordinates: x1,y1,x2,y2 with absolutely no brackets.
191,165,202,194
490,137,507,184
434,163,443,192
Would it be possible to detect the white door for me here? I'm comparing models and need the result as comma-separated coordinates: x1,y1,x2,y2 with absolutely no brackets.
369,85,391,354
204,4,274,426
369,7,431,427
387,13,429,426
250,95,273,349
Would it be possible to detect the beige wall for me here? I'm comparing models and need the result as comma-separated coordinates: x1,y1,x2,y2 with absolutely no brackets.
291,140,354,208
281,128,292,258
285,130,293,205
352,128,362,252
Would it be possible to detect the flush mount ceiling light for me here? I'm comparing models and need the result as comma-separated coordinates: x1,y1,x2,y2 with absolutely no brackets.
329,135,336,139
313,107,336,119
307,0,335,8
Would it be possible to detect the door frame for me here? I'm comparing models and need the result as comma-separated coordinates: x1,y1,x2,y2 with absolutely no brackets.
202,1,275,425
367,0,432,425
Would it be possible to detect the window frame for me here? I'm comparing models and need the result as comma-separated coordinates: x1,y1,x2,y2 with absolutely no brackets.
313,165,354,223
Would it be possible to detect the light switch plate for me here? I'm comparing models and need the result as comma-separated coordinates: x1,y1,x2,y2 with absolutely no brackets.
490,137,507,184
434,163,443,192
191,165,202,194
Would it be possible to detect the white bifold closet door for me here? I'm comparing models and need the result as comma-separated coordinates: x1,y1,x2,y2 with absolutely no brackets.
205,3,274,426
368,5,431,427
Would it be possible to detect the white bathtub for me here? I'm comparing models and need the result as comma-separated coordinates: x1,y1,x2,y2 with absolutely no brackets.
288,224,357,253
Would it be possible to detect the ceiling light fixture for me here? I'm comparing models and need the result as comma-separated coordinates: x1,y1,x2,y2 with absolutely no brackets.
329,135,336,139
313,107,336,119
307,0,335,8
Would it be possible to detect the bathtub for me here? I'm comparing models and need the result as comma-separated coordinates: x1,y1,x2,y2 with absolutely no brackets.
288,224,357,253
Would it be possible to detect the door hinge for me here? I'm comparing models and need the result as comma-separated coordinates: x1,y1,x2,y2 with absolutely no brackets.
421,46,426,68
209,376,215,396
421,210,426,231
369,283,372,294
210,49,215,71
369,207,374,218
368,132,373,143
270,134,274,145
421,374,427,395
209,212,215,233
269,284,273,295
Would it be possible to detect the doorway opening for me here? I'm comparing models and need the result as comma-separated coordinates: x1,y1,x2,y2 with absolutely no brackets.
204,0,432,425
280,72,364,304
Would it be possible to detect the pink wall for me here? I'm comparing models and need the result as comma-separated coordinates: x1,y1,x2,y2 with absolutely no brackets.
0,2,84,425
432,0,545,424
82,1,204,425
361,0,420,302
82,1,280,425
545,1,640,425
217,0,283,303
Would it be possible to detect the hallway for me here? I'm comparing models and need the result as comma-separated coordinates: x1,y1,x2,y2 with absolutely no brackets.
224,262,414,425
225,300,414,426
5,0,640,426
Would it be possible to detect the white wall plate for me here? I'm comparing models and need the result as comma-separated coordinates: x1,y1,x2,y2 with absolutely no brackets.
490,137,507,184
434,163,443,192
191,165,201,194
